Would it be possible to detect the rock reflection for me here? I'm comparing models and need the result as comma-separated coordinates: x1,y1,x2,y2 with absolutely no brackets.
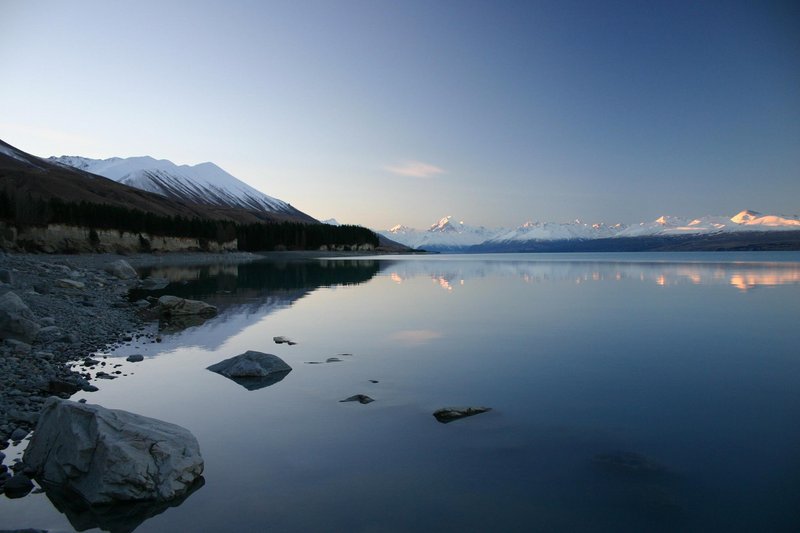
41,477,205,533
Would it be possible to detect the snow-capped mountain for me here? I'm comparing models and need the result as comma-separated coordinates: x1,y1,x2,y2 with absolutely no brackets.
383,216,501,250
380,210,800,251
48,155,312,219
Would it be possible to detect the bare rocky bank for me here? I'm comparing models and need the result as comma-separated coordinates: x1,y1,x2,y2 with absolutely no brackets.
0,251,258,449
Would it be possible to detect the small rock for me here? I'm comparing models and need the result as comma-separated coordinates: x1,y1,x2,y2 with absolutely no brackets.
126,354,144,363
105,259,138,280
273,336,296,345
4,339,31,356
55,278,86,289
10,428,28,442
433,406,492,424
326,357,342,363
157,295,217,316
340,394,374,404
0,268,13,284
3,473,34,498
369,380,379,383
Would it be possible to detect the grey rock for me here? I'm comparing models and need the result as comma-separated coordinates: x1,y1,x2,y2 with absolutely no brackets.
140,277,169,290
55,278,85,289
157,295,217,317
35,325,63,343
326,357,342,363
0,268,13,284
273,336,296,345
3,473,34,498
0,292,40,343
4,339,31,356
207,351,292,391
340,394,374,404
126,354,144,363
39,317,56,326
105,259,138,280
23,397,204,504
433,406,492,424
10,428,27,441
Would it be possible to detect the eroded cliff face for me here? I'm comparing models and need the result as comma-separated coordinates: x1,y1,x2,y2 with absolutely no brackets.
0,223,237,253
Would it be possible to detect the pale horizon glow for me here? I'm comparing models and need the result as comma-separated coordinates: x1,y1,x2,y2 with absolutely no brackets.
1,1,798,229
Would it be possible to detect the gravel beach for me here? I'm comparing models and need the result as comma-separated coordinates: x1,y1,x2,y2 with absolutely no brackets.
0,251,259,448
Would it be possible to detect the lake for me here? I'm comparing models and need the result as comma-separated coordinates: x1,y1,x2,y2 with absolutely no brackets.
2,252,799,532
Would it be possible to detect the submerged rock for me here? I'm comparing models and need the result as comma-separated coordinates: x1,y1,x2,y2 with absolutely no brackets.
433,406,492,424
207,351,292,391
157,295,217,317
126,354,144,363
273,336,296,345
592,451,665,475
340,394,374,404
23,398,204,504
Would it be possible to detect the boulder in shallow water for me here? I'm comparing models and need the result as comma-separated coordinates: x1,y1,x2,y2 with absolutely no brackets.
157,295,217,317
433,406,492,424
23,398,204,504
207,351,292,390
273,335,296,345
105,259,138,280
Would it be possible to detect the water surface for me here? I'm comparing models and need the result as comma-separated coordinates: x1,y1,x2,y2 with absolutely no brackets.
2,252,799,532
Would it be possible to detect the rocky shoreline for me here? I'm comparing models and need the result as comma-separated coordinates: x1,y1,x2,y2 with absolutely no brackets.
0,251,258,448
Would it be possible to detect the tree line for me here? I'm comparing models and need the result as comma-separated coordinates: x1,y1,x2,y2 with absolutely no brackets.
0,191,379,251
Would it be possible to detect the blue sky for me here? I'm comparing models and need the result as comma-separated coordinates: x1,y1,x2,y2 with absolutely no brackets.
1,0,798,228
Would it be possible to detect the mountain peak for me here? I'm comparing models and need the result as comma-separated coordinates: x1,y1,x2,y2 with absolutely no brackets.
429,215,463,233
48,154,314,220
730,209,762,224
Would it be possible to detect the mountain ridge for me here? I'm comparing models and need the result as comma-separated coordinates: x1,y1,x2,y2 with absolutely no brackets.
48,154,313,220
381,211,800,251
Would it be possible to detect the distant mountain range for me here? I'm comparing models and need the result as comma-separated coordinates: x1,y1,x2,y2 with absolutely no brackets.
381,212,800,252
48,154,311,220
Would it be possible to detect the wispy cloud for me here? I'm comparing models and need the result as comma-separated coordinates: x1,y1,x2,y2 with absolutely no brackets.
386,160,445,178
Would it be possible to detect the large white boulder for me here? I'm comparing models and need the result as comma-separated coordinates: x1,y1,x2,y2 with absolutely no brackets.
23,398,204,504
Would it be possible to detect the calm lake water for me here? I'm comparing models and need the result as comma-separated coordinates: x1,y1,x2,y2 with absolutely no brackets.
2,252,800,532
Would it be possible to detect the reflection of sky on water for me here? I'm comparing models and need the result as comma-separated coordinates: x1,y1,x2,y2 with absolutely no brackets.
5,252,799,532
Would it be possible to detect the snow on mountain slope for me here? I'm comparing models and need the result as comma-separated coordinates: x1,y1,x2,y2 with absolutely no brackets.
381,216,501,250
381,210,800,250
48,155,308,217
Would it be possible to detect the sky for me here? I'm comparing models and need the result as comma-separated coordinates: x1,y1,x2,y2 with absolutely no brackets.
1,0,798,229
